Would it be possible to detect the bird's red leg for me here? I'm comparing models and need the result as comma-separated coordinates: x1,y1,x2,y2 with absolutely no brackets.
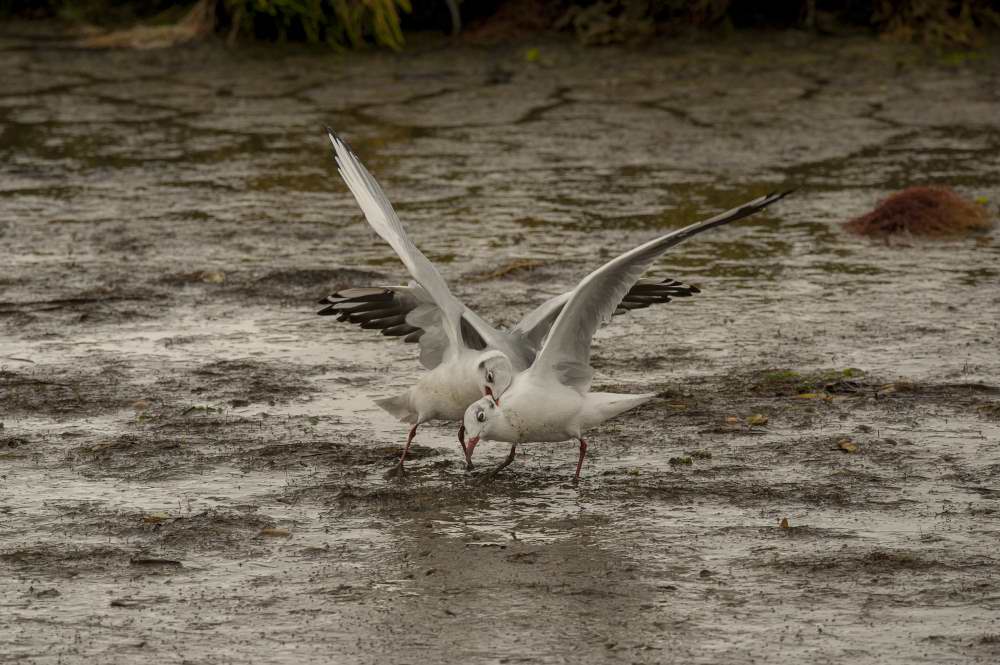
402,424,417,466
458,425,474,471
386,424,418,479
573,438,588,483
478,444,517,483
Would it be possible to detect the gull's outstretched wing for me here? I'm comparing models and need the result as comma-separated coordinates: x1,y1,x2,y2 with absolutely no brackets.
528,192,790,392
318,282,512,370
317,284,445,369
511,277,700,352
322,276,700,371
327,130,496,357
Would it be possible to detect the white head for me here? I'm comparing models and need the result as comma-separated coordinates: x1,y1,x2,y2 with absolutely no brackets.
476,350,513,404
462,395,499,458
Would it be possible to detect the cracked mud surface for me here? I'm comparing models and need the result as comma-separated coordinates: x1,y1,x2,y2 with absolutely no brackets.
2,27,1000,664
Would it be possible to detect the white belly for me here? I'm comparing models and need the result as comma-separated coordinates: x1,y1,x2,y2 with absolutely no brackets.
412,356,481,422
494,379,583,443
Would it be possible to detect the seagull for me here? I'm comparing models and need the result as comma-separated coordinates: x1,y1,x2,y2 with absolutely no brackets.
322,129,701,477
461,190,790,482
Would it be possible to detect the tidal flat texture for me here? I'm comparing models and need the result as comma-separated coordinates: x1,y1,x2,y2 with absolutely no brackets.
1,27,999,664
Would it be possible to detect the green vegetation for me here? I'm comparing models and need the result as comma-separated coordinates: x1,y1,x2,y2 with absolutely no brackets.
753,368,867,396
559,0,1000,46
225,0,412,49
0,0,414,49
1,0,998,48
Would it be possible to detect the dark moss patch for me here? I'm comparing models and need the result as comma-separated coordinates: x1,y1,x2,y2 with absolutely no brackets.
0,544,134,578
624,476,859,508
0,365,134,416
153,509,277,553
977,402,1000,419
748,367,869,397
146,358,322,407
70,433,208,480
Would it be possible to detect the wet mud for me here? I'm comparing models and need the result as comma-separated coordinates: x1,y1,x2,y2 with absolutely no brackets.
2,27,1000,664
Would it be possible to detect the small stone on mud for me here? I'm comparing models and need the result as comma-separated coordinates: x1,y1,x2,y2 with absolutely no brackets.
780,518,790,529
32,588,60,598
699,569,713,578
748,414,769,427
110,599,143,608
838,439,859,454
199,271,226,284
130,557,181,566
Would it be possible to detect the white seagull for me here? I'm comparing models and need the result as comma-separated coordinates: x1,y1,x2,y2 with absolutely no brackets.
461,190,790,482
322,129,701,476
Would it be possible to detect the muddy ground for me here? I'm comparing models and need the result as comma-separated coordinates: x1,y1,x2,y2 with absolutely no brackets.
2,25,1000,665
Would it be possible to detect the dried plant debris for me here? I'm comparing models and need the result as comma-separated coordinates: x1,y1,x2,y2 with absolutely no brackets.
844,187,993,238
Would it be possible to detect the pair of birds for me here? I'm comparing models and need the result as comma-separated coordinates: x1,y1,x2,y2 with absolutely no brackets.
320,130,788,481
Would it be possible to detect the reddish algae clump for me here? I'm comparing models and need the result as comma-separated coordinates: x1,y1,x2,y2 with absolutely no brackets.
844,186,992,237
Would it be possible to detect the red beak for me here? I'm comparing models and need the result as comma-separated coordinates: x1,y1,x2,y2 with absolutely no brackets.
466,436,480,458
484,386,499,406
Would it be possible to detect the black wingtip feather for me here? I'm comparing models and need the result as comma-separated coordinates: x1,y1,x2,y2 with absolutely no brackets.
382,323,420,337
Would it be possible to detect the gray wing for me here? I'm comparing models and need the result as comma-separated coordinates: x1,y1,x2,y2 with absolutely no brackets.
511,277,701,352
317,285,438,369
328,130,473,356
318,283,499,370
528,192,790,393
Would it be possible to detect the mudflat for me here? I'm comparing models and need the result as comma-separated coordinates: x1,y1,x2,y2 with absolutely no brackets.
2,28,999,664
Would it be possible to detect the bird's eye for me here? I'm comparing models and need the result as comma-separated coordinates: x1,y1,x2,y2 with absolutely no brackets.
486,370,495,383
476,411,485,423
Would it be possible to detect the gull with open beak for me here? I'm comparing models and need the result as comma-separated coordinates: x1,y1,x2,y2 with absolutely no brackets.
462,191,790,482
322,130,701,477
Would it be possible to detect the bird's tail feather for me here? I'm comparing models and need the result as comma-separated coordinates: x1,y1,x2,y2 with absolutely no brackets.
582,392,656,429
374,392,418,424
